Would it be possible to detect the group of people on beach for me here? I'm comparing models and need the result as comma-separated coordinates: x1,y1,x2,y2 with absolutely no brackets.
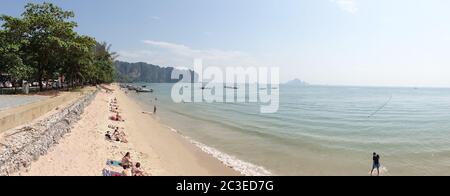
105,125,128,143
120,152,145,176
103,95,147,176
104,86,385,177
109,98,124,121
105,98,128,143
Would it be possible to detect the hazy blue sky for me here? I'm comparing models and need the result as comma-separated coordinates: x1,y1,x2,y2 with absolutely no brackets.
1,0,450,86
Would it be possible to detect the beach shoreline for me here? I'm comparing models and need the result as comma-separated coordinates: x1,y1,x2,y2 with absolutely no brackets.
6,84,240,176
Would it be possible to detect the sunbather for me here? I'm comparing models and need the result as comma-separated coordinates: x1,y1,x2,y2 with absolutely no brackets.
105,131,112,141
115,127,127,136
112,129,128,143
116,112,123,121
132,162,145,176
121,152,132,168
110,112,124,121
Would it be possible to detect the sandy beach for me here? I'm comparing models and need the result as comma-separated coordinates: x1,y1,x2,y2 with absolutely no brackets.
12,84,239,176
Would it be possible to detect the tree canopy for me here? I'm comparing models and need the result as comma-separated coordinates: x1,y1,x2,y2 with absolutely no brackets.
0,2,116,90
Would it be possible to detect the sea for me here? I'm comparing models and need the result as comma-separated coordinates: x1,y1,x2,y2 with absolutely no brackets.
127,83,450,176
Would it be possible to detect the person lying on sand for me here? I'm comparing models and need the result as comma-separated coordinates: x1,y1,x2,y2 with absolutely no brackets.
105,130,125,143
108,125,126,132
116,112,123,120
113,130,121,141
110,112,125,122
115,127,126,136
132,162,145,176
105,131,112,141
113,129,128,143
108,125,122,129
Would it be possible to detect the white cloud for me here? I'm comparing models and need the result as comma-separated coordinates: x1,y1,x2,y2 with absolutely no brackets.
118,40,260,68
330,0,359,14
142,40,190,53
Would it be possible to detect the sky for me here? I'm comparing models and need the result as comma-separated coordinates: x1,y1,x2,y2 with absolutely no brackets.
1,0,450,87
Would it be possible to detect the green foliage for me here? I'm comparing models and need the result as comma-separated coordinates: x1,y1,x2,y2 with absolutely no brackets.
91,42,117,83
0,2,116,90
0,28,34,81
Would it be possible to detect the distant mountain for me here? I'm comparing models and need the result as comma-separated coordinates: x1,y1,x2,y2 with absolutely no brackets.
114,61,197,83
285,79,309,86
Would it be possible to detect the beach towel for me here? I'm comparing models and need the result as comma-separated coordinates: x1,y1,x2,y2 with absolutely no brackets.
102,169,124,176
106,160,122,167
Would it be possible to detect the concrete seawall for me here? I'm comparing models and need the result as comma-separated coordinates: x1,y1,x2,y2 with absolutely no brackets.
0,90,98,176
0,92,86,134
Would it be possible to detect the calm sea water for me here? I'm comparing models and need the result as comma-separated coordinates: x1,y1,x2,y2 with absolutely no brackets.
127,83,450,176
0,95,45,111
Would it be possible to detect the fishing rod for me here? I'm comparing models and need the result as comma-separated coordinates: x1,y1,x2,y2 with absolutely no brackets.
368,94,392,118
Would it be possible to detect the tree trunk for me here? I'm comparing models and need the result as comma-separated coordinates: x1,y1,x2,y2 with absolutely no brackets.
38,70,43,92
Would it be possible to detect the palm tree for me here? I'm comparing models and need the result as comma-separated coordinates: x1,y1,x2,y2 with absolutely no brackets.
91,42,118,83
94,42,119,62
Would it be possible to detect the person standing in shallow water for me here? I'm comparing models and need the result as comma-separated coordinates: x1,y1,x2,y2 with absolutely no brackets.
153,97,157,114
371,152,381,176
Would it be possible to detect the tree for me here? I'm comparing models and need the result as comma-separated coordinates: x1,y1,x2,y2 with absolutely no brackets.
61,35,96,87
19,2,77,90
0,27,33,83
91,42,118,83
1,2,117,92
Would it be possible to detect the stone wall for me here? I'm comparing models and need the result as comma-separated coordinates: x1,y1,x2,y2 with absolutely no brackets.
0,90,98,176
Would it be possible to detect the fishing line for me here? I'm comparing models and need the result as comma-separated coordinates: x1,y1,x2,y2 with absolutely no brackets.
368,94,392,118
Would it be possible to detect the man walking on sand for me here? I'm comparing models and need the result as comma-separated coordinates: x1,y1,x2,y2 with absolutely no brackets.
154,105,157,114
371,152,381,176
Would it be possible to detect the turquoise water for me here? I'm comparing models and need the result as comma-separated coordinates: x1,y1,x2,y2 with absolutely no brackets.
128,84,450,176
0,95,45,111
